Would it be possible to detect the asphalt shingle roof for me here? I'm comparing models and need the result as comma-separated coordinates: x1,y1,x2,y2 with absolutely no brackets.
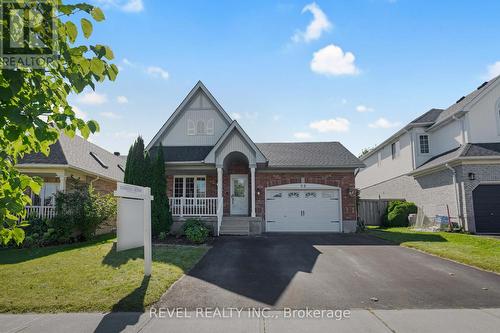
415,143,500,172
256,142,364,168
431,76,499,127
150,146,214,162
409,108,444,124
18,134,124,181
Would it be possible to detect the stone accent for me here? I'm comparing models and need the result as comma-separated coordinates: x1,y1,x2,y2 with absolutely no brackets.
359,163,500,233
458,164,500,233
255,171,357,221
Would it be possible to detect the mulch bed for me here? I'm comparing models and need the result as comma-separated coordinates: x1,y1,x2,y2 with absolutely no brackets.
153,234,216,246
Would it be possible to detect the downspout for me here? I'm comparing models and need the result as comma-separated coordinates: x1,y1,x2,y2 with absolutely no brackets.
445,163,462,227
90,176,100,189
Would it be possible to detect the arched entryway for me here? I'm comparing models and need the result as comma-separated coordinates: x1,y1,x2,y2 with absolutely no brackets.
217,151,256,217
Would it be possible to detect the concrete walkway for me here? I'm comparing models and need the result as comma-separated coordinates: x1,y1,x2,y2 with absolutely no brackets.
2,309,500,333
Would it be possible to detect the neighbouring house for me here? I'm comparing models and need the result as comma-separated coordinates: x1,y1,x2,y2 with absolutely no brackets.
146,81,364,235
16,133,125,219
356,75,500,234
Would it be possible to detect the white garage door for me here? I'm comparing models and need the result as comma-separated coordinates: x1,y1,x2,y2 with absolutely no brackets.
266,184,341,232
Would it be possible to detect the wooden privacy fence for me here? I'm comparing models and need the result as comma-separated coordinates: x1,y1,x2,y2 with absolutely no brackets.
358,199,399,226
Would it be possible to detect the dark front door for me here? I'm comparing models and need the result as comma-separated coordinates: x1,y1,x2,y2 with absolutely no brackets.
472,184,500,233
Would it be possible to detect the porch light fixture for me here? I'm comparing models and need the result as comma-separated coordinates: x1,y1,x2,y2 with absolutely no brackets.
348,188,356,197
257,188,261,196
468,172,475,181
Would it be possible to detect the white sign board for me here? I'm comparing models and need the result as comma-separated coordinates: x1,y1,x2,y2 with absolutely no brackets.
114,182,154,276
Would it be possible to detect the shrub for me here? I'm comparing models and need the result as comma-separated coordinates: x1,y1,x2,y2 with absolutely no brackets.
183,218,209,244
383,201,417,228
158,231,167,241
54,184,116,241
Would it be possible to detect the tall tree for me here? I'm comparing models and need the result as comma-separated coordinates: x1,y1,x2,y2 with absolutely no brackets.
124,136,147,186
150,144,172,235
0,1,118,245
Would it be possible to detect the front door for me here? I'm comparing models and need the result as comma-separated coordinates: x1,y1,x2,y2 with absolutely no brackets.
230,174,248,215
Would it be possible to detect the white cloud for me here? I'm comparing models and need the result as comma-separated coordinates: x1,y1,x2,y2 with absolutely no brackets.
100,111,121,119
146,66,169,80
76,91,108,105
293,132,312,139
113,131,138,139
292,2,332,43
485,61,500,80
356,105,374,113
116,96,129,104
369,117,401,129
122,58,136,68
231,112,242,120
72,106,87,120
310,44,359,76
309,117,350,132
97,0,144,13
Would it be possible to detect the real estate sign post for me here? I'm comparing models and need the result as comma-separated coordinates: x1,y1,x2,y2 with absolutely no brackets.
114,183,154,276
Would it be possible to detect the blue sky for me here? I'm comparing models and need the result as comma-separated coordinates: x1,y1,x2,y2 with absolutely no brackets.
69,0,500,155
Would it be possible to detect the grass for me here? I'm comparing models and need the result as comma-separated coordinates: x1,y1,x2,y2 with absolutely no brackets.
0,234,208,313
367,227,500,273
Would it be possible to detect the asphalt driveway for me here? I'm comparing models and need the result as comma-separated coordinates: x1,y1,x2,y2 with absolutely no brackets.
155,233,500,310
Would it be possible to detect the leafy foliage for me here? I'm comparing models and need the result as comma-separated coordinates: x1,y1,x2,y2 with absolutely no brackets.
124,138,173,236
54,183,116,241
383,201,417,228
151,144,173,236
0,1,117,245
183,218,209,244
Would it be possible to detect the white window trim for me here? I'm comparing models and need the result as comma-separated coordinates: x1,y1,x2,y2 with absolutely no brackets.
206,119,214,135
419,134,430,155
31,182,58,206
173,175,207,198
187,119,196,136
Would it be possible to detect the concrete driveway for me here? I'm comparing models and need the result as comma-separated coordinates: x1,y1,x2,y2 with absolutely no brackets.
155,233,500,310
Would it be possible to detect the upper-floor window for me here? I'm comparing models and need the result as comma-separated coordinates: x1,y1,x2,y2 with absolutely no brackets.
391,141,400,159
187,119,214,136
419,135,430,154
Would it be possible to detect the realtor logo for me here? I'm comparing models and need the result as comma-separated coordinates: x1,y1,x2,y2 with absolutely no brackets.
1,0,57,69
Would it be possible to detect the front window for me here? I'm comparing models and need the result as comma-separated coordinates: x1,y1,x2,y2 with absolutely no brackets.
31,183,58,206
419,135,430,154
173,176,206,197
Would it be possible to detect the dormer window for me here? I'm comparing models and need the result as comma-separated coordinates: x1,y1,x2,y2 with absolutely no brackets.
419,135,430,154
196,120,205,134
187,119,196,135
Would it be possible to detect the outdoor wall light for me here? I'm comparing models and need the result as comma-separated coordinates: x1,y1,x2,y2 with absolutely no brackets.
257,188,261,196
468,172,475,181
348,188,356,197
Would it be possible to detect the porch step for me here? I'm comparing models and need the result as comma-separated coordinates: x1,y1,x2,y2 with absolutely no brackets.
220,216,251,236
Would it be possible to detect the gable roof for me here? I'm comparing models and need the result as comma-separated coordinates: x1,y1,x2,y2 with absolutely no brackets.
18,134,125,181
256,142,364,168
145,81,233,150
204,121,268,165
429,75,500,130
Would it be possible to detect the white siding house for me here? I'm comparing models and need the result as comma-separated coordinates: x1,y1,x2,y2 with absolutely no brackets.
356,76,500,233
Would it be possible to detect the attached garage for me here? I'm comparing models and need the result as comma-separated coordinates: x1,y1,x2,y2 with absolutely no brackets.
265,183,342,232
472,184,500,234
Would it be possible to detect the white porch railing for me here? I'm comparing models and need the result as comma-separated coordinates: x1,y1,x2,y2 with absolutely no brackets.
169,197,218,217
24,206,56,219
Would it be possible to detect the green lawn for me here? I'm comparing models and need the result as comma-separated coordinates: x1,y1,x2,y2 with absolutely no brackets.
0,234,208,313
367,227,500,273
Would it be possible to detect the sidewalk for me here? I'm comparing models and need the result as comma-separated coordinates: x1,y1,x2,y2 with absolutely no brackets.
1,309,500,333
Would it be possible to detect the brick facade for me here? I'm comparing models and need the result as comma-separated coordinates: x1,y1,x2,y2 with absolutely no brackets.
166,167,357,221
255,171,357,221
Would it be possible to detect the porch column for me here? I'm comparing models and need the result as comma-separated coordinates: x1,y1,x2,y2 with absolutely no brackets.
56,171,66,192
217,167,223,199
250,166,256,218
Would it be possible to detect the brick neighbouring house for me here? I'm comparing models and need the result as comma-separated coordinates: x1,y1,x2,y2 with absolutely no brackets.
16,133,125,221
148,81,364,235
